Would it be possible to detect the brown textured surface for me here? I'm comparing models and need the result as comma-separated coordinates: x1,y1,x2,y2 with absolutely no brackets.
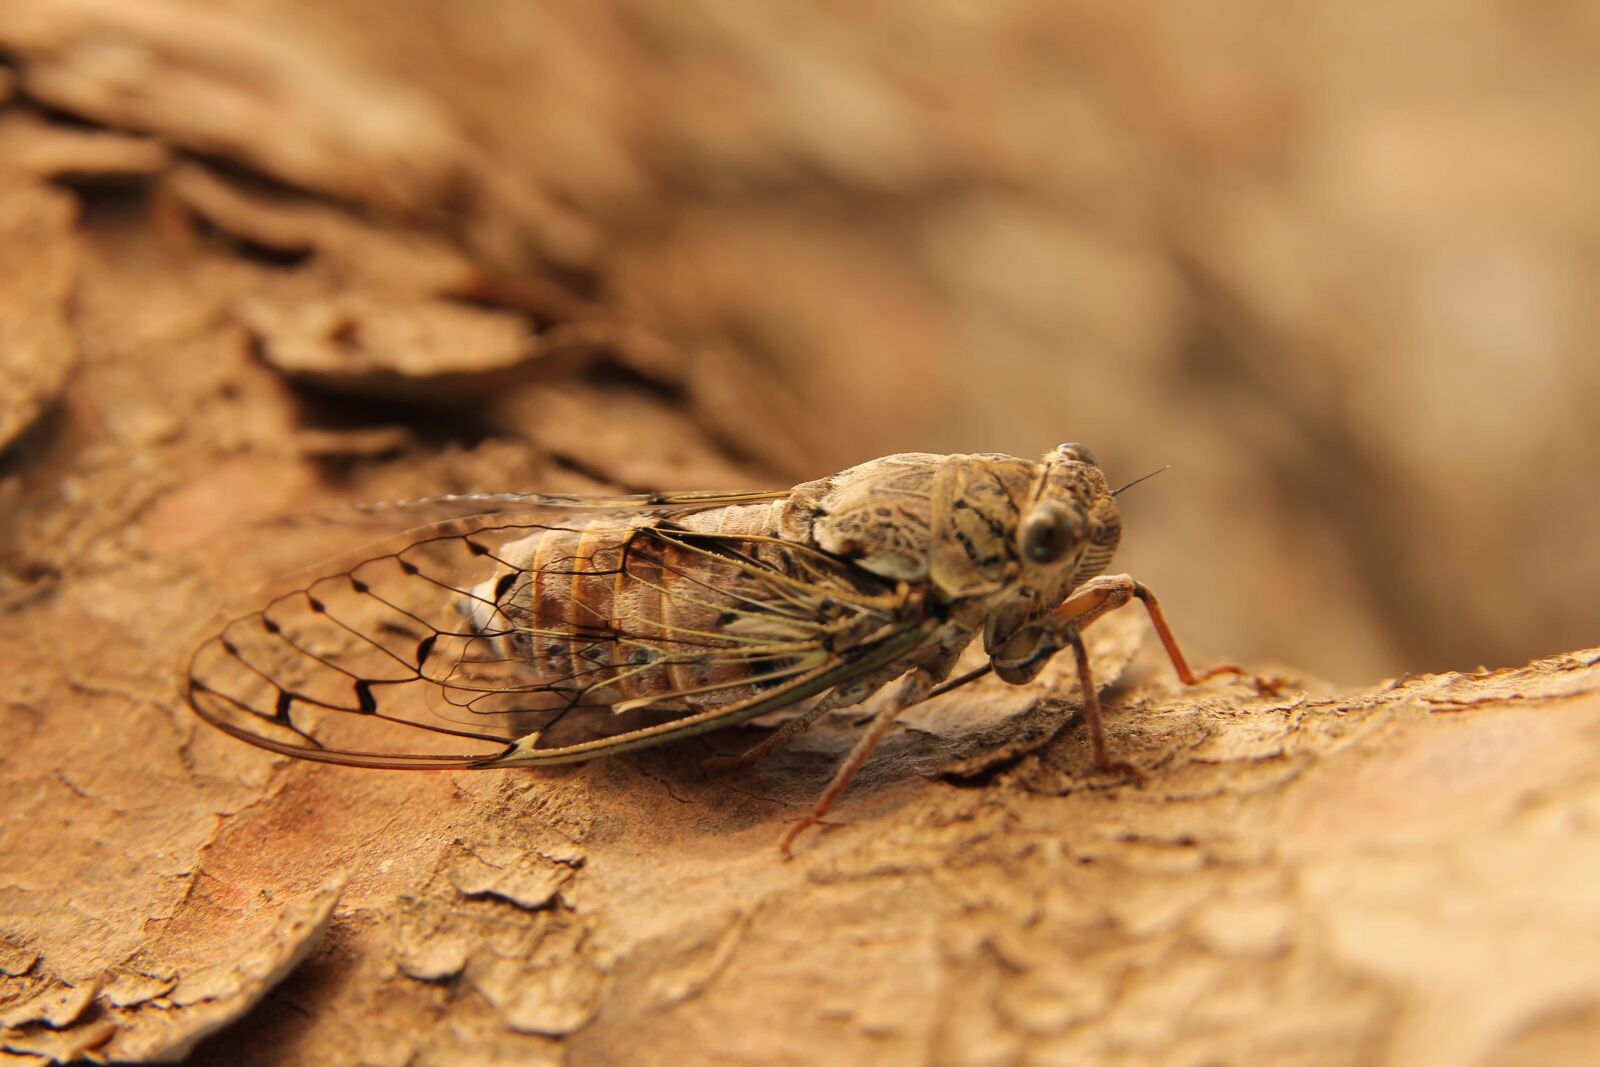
0,177,77,457
2,4,1599,1065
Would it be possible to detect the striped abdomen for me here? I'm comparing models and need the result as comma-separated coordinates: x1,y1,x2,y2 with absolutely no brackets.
481,501,806,709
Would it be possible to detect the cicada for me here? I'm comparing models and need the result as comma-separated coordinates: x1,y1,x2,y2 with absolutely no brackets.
185,445,1242,853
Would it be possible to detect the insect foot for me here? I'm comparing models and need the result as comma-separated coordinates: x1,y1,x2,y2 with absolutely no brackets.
1091,756,1149,784
778,815,820,860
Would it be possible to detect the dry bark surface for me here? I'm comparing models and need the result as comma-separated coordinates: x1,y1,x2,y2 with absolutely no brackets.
2,4,1599,1066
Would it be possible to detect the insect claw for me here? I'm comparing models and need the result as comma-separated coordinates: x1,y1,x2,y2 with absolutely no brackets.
1192,662,1249,683
1251,673,1291,697
778,816,816,859
1195,663,1291,698
699,753,741,774
1096,758,1147,784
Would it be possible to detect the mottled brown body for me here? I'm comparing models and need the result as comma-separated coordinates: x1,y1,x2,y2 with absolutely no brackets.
498,502,834,710
186,446,1241,851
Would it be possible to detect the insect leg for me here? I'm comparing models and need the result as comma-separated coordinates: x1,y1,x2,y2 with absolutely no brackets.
778,668,932,858
699,700,832,772
1059,576,1248,771
780,630,968,856
995,576,1253,775
1063,622,1143,779
1051,574,1248,686
700,666,901,772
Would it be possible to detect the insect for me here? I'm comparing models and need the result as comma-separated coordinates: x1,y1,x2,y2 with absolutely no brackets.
185,445,1245,853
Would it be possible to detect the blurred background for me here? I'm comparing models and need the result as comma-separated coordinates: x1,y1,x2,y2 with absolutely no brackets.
5,0,1598,684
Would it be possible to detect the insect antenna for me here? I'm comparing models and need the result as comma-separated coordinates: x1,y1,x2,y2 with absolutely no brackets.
1111,465,1170,497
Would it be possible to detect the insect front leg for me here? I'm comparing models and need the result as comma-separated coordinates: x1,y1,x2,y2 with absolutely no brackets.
993,575,1252,776
1051,574,1249,687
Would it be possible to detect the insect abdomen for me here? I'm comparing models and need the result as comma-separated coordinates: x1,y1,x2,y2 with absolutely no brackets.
496,503,796,709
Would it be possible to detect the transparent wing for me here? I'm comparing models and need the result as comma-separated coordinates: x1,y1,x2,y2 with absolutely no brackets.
249,488,792,542
184,497,925,769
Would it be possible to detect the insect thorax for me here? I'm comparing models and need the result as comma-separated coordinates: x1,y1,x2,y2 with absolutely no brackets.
779,451,1118,606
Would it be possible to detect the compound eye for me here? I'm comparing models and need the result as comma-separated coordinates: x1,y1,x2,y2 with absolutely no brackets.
1019,502,1081,565
1056,441,1097,466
